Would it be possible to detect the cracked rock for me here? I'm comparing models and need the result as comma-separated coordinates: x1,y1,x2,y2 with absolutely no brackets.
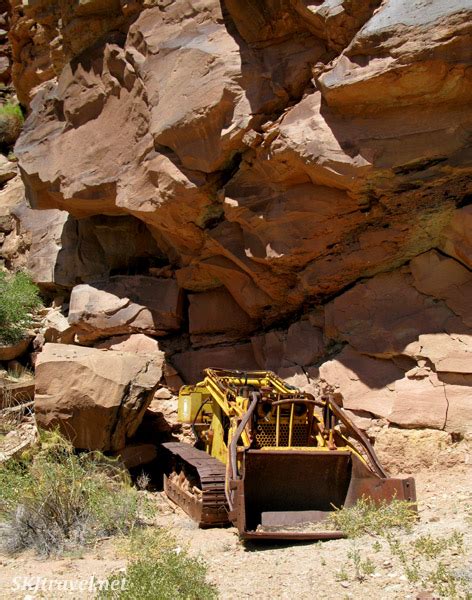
34,343,163,451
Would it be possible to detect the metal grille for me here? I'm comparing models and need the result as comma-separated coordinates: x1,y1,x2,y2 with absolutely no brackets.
254,423,309,447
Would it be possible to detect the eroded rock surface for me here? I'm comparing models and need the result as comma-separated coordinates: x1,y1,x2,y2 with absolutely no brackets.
34,343,163,451
8,0,472,439
68,276,183,343
319,249,472,433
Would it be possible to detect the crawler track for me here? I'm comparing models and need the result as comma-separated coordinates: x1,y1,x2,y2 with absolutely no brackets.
162,442,229,527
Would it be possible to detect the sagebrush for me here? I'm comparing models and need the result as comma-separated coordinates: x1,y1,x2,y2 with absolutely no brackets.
0,431,149,556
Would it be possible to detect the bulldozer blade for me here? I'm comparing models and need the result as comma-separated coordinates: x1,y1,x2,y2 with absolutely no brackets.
230,449,416,540
261,510,331,528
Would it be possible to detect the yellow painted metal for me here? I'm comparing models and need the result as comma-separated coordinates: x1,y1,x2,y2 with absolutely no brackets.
288,403,294,447
165,368,414,537
177,368,370,469
209,404,227,463
178,388,208,423
257,445,352,452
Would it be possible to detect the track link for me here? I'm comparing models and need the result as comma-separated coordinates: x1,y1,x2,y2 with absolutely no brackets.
162,442,229,527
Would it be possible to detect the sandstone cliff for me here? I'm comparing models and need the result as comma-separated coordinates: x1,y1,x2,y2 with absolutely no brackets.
5,0,472,438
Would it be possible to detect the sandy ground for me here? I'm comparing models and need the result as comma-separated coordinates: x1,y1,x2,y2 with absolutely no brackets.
0,465,471,599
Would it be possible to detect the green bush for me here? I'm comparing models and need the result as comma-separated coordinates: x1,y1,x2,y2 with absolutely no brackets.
0,103,23,121
97,529,217,600
0,271,42,344
328,496,417,538
0,102,24,148
0,432,148,556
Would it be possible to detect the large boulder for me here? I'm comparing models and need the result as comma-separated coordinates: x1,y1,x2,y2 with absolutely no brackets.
439,206,472,269
1,177,164,290
405,333,472,376
41,308,74,344
319,346,402,419
316,244,472,433
318,0,471,112
0,155,17,184
225,0,381,52
251,330,286,372
13,203,163,290
0,337,31,361
387,371,450,430
319,346,472,433
12,202,70,289
95,333,164,356
9,0,144,106
222,0,471,312
0,177,31,272
410,250,472,327
283,320,325,367
372,428,470,475
68,276,183,343
34,343,163,451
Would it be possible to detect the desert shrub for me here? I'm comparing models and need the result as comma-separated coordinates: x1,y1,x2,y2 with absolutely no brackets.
329,496,417,538
386,531,469,599
97,529,217,600
0,432,149,556
0,271,42,344
0,456,32,511
331,498,470,599
0,102,24,149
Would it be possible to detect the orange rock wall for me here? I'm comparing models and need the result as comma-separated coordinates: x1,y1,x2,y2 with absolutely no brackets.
9,0,472,434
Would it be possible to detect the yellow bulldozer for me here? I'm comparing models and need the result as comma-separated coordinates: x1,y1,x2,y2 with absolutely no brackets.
162,368,416,540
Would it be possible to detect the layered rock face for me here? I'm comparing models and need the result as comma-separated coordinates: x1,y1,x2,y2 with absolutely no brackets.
9,0,472,438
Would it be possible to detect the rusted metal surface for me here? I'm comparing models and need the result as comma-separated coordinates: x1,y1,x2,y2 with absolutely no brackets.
241,530,345,541
261,510,332,527
163,438,416,539
230,449,347,539
162,442,229,527
230,449,416,540
344,454,416,507
319,394,388,478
